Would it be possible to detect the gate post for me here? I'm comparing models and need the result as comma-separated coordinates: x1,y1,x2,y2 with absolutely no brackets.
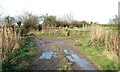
118,1,120,69
118,1,120,31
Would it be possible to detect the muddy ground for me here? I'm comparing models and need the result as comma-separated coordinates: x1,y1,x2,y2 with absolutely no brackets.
27,35,98,70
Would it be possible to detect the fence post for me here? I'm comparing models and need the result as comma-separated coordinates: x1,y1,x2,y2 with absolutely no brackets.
2,25,4,49
18,27,21,40
118,1,120,65
2,25,4,61
2,25,8,61
105,30,108,50
65,26,68,36
5,25,8,55
68,29,71,36
7,28,11,53
13,26,16,42
41,26,44,33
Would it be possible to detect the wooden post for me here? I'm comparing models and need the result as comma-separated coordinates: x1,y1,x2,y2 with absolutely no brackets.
105,30,109,50
4,25,8,54
68,29,71,36
2,25,4,49
19,27,21,40
119,1,120,31
13,26,16,41
3,25,8,61
83,25,84,28
41,26,44,33
2,25,4,61
118,1,120,65
65,26,68,36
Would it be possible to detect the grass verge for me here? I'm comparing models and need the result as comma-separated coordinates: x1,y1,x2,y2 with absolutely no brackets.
26,33,88,38
71,37,119,70
2,38,36,71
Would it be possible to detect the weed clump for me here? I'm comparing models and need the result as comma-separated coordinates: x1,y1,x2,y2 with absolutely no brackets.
88,24,119,62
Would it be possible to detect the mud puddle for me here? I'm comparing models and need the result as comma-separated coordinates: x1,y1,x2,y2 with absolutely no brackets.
30,38,96,70
40,52,58,59
56,41,63,44
64,49,96,70
31,39,45,47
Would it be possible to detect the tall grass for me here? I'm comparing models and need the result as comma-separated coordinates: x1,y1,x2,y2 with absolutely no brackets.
88,24,119,62
2,25,23,61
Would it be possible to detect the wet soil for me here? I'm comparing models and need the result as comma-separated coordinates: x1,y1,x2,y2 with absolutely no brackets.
27,36,98,70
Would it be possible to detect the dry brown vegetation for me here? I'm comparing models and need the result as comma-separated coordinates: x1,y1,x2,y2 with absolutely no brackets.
88,24,119,62
29,26,89,36
2,25,23,61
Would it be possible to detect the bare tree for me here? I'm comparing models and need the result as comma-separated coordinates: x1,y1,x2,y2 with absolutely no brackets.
4,16,15,27
42,14,56,27
21,12,40,33
109,15,118,24
63,13,74,23
0,7,4,25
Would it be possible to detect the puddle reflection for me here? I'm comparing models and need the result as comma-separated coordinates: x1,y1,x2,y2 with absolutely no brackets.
64,49,69,54
31,39,45,47
40,52,58,59
65,49,96,70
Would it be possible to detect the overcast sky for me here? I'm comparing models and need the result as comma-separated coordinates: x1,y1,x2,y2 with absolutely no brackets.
0,0,120,24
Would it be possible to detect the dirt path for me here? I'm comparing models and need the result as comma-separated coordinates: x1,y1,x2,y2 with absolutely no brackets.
27,36,97,70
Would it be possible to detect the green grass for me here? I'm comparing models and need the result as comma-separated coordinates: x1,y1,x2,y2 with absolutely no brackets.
91,56,118,70
103,27,111,29
27,33,88,38
71,37,119,70
112,30,119,35
59,29,65,32
2,38,36,71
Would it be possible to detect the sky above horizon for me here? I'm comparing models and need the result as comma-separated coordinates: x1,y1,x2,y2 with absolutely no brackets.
0,0,120,24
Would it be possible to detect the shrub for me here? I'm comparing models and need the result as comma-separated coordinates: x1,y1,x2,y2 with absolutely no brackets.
22,12,39,33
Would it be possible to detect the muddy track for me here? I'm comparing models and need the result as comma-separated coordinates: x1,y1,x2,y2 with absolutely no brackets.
27,36,98,70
